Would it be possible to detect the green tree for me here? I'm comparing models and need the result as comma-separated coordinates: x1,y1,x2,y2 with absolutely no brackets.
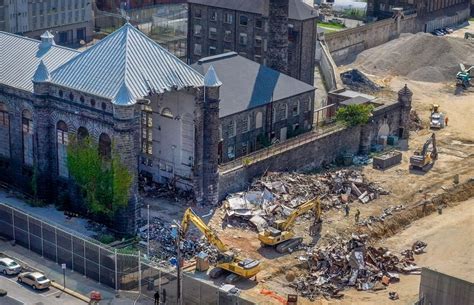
67,136,132,218
336,104,374,126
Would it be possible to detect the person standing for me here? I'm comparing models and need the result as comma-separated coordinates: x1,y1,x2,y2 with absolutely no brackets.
445,116,449,127
344,204,350,217
355,209,360,223
154,290,160,305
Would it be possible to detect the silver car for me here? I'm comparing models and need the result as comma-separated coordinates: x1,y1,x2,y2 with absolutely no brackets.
17,272,51,290
0,258,22,275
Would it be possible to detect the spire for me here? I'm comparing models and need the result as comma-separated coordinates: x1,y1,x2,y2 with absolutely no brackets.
112,82,135,105
32,60,50,83
398,84,413,96
203,65,222,88
39,31,55,49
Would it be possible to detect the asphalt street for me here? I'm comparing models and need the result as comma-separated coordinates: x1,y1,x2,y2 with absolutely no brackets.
0,274,83,305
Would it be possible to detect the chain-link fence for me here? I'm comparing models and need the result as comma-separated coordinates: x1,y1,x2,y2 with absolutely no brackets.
0,203,254,304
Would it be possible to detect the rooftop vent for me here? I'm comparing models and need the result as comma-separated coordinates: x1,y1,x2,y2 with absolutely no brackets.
39,31,55,49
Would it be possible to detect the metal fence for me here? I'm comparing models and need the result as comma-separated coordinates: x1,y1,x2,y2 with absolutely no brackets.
0,203,254,304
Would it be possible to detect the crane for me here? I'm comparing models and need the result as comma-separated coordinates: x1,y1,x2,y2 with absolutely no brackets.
409,133,438,172
258,197,321,253
180,208,260,283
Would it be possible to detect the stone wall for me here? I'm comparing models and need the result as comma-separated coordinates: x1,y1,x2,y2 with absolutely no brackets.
423,5,471,32
418,268,474,305
325,13,420,65
218,125,362,199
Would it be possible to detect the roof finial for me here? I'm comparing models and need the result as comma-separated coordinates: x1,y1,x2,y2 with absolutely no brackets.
32,60,50,83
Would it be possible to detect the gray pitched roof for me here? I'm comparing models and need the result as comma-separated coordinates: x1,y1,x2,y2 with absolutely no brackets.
50,23,204,102
0,31,79,92
192,52,315,118
188,0,316,21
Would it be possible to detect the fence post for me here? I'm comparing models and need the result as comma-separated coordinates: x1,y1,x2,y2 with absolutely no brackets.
71,235,74,271
138,251,142,294
11,209,15,241
55,227,58,263
83,239,86,277
114,249,118,292
27,215,30,250
40,221,44,257
98,246,101,284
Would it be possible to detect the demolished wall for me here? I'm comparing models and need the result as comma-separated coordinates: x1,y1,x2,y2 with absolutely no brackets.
419,268,474,305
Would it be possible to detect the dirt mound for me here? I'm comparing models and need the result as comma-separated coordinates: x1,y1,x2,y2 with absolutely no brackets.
353,33,474,82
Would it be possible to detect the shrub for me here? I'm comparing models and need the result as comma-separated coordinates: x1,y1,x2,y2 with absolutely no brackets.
336,104,374,126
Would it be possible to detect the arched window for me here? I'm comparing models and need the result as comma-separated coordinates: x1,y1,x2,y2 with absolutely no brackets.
56,121,69,177
0,103,10,158
77,126,89,143
161,108,173,118
98,133,112,159
292,100,300,116
69,92,74,101
181,113,194,166
22,109,34,166
255,111,263,129
90,99,96,107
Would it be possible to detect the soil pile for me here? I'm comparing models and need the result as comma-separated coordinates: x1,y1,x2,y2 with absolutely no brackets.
353,33,474,82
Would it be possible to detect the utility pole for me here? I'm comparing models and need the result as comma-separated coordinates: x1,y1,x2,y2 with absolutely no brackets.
147,204,150,258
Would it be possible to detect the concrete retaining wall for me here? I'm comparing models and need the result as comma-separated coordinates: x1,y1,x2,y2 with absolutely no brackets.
423,6,471,32
325,14,420,65
218,126,361,199
315,40,342,91
419,268,474,305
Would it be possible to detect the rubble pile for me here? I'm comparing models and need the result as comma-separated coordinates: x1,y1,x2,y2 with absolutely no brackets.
290,234,425,300
409,110,424,131
357,205,405,226
340,69,381,93
224,170,388,231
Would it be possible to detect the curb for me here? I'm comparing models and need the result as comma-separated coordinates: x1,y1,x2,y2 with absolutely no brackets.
50,282,91,303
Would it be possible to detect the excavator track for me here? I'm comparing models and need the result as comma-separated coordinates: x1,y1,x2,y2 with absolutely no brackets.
275,237,303,253
209,267,224,279
225,273,242,284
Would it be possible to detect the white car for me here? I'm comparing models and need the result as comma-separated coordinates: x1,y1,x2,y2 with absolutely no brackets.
0,258,22,275
17,272,51,290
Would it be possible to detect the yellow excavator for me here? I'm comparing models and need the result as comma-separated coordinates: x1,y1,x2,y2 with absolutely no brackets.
180,208,260,283
258,197,321,253
409,133,438,172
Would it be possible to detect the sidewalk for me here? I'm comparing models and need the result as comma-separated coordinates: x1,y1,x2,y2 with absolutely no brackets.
0,240,154,305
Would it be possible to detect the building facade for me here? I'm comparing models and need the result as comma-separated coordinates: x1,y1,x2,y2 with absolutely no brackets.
191,52,315,164
0,24,220,235
187,0,318,85
0,0,93,46
367,0,470,19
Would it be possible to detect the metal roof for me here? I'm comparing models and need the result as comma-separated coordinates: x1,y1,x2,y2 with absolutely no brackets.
50,23,204,103
0,31,79,92
192,52,315,118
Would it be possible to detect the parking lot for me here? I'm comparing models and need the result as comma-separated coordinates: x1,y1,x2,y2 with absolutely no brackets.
0,275,83,305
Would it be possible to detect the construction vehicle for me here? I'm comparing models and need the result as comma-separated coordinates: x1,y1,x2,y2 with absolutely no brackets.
465,32,474,40
409,133,438,172
430,104,445,129
258,197,321,253
180,208,260,283
456,63,473,88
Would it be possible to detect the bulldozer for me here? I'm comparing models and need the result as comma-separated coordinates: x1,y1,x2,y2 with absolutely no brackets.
409,133,438,172
429,104,445,129
456,63,473,88
180,208,260,283
258,197,321,253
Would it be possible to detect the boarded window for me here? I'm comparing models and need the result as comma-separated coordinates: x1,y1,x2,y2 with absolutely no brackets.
181,113,194,166
22,110,34,166
56,121,69,177
255,112,263,129
141,106,153,155
98,133,112,160
0,103,10,158
77,127,89,143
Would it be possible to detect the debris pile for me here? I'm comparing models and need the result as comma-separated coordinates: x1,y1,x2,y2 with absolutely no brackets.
290,234,425,300
357,205,405,226
224,170,388,231
410,110,424,131
340,69,381,93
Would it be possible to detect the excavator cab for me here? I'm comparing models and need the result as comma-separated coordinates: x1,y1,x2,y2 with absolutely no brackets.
410,133,437,171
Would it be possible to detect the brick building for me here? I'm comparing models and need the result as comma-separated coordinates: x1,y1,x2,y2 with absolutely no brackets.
187,0,318,85
191,52,315,163
0,0,93,46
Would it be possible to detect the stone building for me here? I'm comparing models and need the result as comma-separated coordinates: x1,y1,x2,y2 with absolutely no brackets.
187,0,318,85
0,0,93,46
367,0,470,19
0,24,221,235
191,52,316,163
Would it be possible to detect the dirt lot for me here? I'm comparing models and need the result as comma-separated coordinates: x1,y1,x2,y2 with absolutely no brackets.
200,23,474,304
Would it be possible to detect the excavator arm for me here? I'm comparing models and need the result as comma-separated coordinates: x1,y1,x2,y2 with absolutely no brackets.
280,198,321,231
180,208,229,253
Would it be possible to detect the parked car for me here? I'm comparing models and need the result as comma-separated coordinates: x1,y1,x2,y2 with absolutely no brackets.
17,272,51,290
445,27,454,34
433,29,445,36
0,258,22,275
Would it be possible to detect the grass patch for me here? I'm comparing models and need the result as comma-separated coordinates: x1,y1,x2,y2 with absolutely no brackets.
470,17,474,22
317,22,346,30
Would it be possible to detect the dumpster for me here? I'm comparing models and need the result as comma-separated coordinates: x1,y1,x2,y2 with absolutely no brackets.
373,151,402,170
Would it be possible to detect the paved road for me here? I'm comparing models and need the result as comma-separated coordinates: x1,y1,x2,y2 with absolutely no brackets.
0,275,82,305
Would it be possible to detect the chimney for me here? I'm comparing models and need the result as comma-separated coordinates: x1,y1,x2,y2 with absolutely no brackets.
267,0,289,75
